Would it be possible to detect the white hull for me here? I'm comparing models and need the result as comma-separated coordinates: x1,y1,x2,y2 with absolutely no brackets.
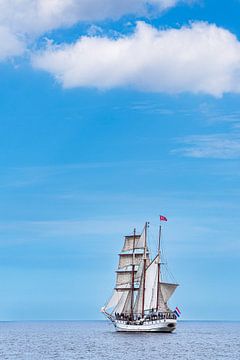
114,319,177,333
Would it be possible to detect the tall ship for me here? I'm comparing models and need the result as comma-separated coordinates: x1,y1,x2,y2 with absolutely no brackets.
101,219,179,332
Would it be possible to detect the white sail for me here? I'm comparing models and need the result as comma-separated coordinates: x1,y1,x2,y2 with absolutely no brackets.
160,282,178,303
133,275,144,315
144,255,159,311
135,260,144,282
122,291,132,314
116,271,133,286
122,230,145,252
114,291,130,314
118,253,143,269
133,258,153,315
104,282,130,310
130,254,150,282
157,286,169,312
105,290,122,313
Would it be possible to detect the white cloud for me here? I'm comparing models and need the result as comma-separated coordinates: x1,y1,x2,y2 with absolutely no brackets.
0,0,185,60
174,133,240,159
32,21,240,96
0,1,183,34
0,26,24,60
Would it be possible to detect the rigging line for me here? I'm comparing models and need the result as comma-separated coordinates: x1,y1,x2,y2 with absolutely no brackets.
149,224,159,255
163,256,178,283
148,225,159,260
147,228,153,260
159,227,178,284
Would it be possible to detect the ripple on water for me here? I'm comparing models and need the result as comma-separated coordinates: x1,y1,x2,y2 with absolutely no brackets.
0,321,239,360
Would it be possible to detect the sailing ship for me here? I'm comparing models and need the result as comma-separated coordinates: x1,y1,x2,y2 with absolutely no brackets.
101,221,179,332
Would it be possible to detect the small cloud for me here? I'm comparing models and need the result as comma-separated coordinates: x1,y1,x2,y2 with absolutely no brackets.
173,132,240,159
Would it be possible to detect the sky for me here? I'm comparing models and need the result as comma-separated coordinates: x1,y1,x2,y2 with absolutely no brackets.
0,0,240,321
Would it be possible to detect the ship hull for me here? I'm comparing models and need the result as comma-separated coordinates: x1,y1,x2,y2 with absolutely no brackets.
114,319,177,333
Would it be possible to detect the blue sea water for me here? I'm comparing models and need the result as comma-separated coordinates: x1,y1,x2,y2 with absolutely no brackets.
0,321,239,360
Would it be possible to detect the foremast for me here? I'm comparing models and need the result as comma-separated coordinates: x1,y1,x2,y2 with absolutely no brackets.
141,222,148,318
130,228,136,320
103,224,148,317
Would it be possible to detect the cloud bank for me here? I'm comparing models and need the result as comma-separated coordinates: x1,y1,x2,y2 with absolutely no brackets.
32,22,240,96
0,0,184,60
2,1,240,98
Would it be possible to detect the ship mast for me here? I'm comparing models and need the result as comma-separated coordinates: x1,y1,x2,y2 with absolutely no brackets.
141,222,148,318
130,228,136,320
156,224,161,310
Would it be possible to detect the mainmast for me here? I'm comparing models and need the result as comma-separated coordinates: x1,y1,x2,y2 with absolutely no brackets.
141,222,148,318
130,228,136,320
156,224,161,310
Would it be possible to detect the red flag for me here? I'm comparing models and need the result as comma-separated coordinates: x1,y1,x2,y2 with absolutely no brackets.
160,215,167,221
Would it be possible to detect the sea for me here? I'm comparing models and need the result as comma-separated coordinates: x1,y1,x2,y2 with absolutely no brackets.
0,321,239,360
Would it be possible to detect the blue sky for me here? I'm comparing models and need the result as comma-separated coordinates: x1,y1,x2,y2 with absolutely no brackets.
0,0,240,321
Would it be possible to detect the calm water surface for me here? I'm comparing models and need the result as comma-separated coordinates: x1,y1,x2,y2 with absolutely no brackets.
0,321,239,359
